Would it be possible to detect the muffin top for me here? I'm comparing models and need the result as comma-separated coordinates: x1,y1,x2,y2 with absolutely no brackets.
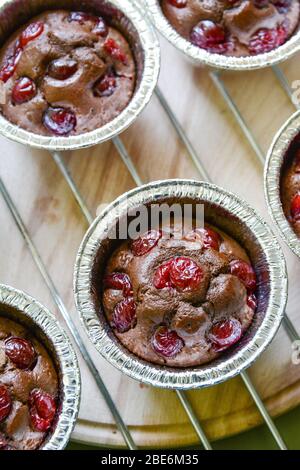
0,10,136,136
281,133,300,237
101,221,257,368
0,317,58,450
161,0,300,56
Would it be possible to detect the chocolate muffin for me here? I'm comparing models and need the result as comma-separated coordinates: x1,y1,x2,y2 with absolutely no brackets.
101,220,257,367
161,0,300,56
281,132,300,237
0,317,58,450
0,10,136,136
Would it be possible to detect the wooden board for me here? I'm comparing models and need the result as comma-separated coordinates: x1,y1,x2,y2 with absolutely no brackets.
1,36,300,448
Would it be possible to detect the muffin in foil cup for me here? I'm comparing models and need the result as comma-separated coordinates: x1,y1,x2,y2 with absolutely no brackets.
265,110,300,258
141,0,300,71
0,0,160,150
74,179,287,390
0,283,81,450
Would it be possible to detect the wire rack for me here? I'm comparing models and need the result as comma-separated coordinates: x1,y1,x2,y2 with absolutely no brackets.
0,52,299,450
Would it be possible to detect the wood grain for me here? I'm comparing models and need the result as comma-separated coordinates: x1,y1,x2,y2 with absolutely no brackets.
1,35,300,448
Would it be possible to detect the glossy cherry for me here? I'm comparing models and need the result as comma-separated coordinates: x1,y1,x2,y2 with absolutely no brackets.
248,25,287,54
131,230,162,256
199,227,222,251
153,260,173,289
209,318,242,352
0,385,12,423
151,325,184,358
20,22,44,48
68,11,108,37
5,337,37,370
290,193,300,221
29,389,56,432
247,293,257,311
0,47,22,83
112,297,137,333
48,58,78,80
104,38,127,64
190,20,228,53
94,71,117,97
104,272,133,297
43,107,76,136
167,0,187,7
169,256,203,291
11,77,36,104
230,260,257,293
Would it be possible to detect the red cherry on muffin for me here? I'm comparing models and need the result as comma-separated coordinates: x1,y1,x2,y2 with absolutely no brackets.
247,293,257,311
290,193,300,221
5,337,37,370
199,227,222,250
20,22,44,48
43,107,77,136
104,273,133,297
48,58,78,80
112,297,137,333
153,260,173,289
131,230,162,256
151,325,184,358
209,318,242,352
11,77,36,104
230,260,257,293
104,38,127,64
94,71,117,97
29,389,56,432
170,257,203,291
68,11,108,37
0,384,12,423
190,20,229,53
248,25,287,54
167,0,187,7
0,47,22,83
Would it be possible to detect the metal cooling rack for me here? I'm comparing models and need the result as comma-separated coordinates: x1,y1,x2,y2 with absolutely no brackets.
0,62,299,451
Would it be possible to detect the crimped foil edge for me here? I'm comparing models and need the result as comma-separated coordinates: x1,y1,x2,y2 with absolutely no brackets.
0,0,160,150
265,110,300,258
0,283,81,450
142,0,300,71
74,179,287,390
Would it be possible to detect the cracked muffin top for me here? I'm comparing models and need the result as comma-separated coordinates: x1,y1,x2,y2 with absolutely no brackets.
101,220,257,368
281,132,300,238
161,0,300,56
0,317,58,450
0,10,136,136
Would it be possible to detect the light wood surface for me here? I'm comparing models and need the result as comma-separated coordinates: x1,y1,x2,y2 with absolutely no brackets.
1,35,300,448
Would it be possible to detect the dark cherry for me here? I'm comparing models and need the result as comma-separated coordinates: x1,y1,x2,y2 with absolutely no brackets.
0,385,12,423
20,22,44,48
248,25,287,54
104,272,133,297
69,11,108,37
131,230,162,256
198,227,222,251
112,297,137,333
94,71,117,97
209,318,242,352
230,260,257,293
68,11,92,23
170,256,203,291
43,107,77,136
247,293,257,311
48,58,78,80
151,325,184,358
0,47,22,83
190,20,229,53
153,260,173,289
93,17,109,37
29,389,56,432
12,77,36,104
104,38,127,64
5,337,37,370
290,193,300,221
167,0,187,7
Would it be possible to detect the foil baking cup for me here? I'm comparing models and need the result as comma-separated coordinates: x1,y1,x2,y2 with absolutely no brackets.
0,283,81,450
74,179,287,390
0,0,160,150
142,0,300,71
265,110,300,258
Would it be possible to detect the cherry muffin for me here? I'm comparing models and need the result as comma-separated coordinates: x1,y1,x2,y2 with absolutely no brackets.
102,220,257,367
0,317,58,450
0,9,136,136
161,0,300,56
280,132,300,237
